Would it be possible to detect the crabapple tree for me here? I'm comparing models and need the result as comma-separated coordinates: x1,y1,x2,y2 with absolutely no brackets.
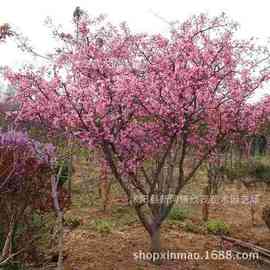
5,10,270,253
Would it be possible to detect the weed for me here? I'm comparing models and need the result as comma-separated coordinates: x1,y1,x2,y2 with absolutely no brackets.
206,219,230,235
92,219,114,234
168,207,189,222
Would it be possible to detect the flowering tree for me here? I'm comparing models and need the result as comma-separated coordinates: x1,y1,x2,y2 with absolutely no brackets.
201,102,267,222
5,10,270,254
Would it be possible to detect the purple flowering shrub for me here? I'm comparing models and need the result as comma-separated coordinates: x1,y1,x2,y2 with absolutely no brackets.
0,130,54,193
0,130,67,264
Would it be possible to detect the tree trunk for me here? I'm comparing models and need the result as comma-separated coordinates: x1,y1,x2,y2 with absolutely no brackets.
56,211,64,270
202,186,210,222
151,228,161,252
202,201,209,222
67,158,73,204
51,175,64,270
150,227,162,265
99,166,112,212
103,180,112,212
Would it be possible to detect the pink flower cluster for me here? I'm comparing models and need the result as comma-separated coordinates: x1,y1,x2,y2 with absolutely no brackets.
5,13,270,174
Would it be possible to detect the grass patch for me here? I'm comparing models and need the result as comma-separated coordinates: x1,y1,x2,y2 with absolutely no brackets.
64,217,81,229
111,206,137,227
206,219,230,235
168,207,189,222
91,219,114,234
183,221,205,234
224,157,270,182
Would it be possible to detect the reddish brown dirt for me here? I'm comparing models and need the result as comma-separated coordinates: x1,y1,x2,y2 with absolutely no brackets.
63,224,259,270
62,164,270,270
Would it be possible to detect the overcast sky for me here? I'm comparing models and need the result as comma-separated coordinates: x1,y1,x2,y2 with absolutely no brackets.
1,0,270,99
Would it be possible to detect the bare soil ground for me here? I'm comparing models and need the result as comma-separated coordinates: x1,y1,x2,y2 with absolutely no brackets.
61,162,270,270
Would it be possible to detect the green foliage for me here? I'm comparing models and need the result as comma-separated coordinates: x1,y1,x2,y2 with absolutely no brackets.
111,206,137,226
224,158,270,182
184,221,205,234
251,135,267,156
92,219,114,234
64,217,81,229
206,219,230,235
56,160,71,186
168,207,189,222
78,146,92,160
249,161,270,181
224,162,249,180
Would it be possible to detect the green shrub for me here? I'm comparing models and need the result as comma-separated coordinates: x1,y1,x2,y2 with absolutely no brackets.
206,219,230,235
64,217,81,229
184,221,204,234
224,163,249,181
250,162,270,181
168,207,189,222
93,219,113,234
224,159,270,182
